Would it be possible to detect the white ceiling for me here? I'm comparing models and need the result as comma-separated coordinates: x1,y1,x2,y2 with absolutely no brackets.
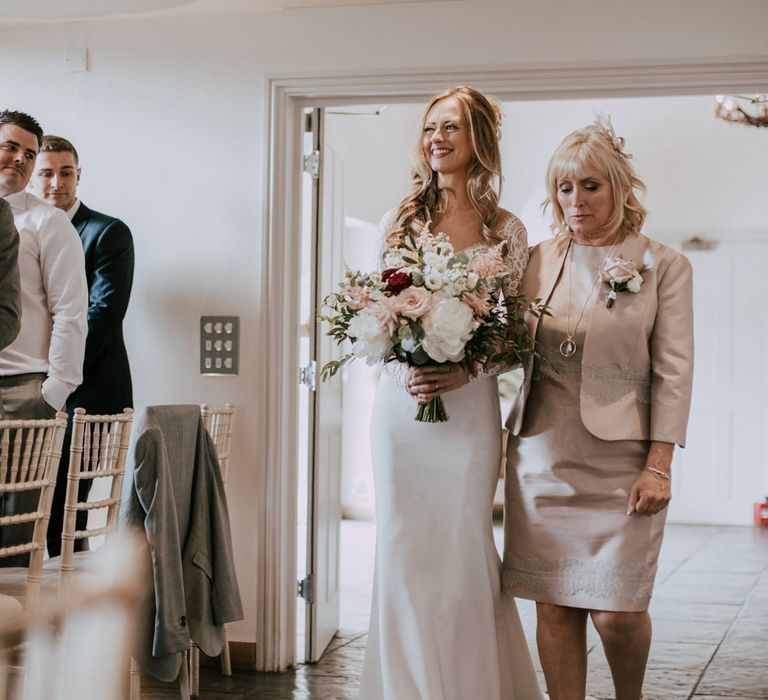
0,0,448,23
0,0,267,23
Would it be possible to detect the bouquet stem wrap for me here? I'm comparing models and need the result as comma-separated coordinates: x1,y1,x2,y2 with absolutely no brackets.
415,396,448,423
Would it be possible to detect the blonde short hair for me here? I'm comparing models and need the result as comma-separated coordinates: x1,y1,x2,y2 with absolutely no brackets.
544,119,647,240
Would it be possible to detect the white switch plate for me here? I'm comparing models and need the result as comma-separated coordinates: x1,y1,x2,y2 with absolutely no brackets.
65,48,87,73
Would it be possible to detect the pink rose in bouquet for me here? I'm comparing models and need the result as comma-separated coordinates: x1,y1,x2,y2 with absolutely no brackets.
391,285,432,320
343,285,369,310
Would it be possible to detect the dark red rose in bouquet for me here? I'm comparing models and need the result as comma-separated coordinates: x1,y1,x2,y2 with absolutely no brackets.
382,268,413,294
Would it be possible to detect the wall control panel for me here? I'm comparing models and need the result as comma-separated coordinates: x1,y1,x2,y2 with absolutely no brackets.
200,316,239,375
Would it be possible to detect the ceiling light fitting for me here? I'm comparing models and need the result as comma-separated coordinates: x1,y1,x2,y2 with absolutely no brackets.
714,94,768,128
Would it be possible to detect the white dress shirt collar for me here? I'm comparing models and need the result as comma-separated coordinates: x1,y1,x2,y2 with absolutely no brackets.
4,190,29,211
65,199,81,221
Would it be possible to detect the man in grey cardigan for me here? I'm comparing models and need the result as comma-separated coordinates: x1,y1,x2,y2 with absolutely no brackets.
0,197,21,415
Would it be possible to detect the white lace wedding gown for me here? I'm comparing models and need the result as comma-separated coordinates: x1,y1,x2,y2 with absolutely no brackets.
359,211,544,700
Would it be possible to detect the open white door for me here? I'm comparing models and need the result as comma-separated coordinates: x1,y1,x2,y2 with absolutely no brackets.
302,108,343,662
668,234,768,525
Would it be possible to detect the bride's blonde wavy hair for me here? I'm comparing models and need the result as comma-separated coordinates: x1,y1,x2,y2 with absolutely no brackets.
387,86,504,248
544,117,647,241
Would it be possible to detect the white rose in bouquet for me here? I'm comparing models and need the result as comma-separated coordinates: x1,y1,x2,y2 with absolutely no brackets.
424,270,444,291
443,269,467,296
423,251,447,273
348,307,391,364
421,296,476,363
384,250,404,268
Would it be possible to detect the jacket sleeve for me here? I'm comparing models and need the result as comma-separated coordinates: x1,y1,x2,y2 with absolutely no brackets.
207,430,244,626
129,428,190,664
649,251,694,446
84,219,134,370
0,199,20,351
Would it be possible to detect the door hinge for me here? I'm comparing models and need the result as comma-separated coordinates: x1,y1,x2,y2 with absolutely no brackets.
303,150,320,179
298,575,314,603
299,361,316,392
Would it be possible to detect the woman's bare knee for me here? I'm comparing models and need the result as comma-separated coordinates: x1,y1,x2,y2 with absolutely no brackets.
590,610,648,641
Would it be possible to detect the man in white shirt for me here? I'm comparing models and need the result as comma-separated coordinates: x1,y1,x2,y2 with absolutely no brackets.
0,199,20,362
0,110,87,563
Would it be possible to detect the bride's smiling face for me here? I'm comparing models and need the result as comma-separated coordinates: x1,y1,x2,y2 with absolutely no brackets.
422,96,473,176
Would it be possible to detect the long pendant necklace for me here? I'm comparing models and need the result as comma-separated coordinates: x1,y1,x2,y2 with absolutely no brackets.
559,237,620,358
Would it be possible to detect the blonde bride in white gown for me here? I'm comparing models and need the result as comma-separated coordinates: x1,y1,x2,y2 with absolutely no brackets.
359,86,543,700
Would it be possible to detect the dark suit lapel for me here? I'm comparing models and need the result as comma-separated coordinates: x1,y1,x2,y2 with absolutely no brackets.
71,202,93,237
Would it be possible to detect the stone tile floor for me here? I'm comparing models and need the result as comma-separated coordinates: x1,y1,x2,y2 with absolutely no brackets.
142,522,768,699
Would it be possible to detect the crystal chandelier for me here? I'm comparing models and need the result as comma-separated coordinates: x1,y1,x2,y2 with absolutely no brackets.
714,94,768,127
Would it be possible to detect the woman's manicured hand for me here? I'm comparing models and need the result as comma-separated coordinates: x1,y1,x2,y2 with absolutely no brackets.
628,442,673,516
408,364,470,405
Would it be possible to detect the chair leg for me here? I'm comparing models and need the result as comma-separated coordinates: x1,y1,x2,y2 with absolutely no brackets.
129,657,141,700
178,649,191,700
220,624,232,676
189,641,200,696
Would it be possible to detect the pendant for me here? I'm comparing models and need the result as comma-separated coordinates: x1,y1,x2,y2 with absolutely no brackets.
559,338,577,358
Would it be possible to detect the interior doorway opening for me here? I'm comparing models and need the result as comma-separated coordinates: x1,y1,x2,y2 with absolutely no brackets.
294,90,768,665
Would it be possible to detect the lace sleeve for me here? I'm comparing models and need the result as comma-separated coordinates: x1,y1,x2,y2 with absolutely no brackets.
376,209,411,392
375,209,398,272
471,210,530,381
498,211,529,297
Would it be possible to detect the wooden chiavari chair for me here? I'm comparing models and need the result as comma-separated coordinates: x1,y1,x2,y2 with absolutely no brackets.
0,413,67,610
42,408,134,597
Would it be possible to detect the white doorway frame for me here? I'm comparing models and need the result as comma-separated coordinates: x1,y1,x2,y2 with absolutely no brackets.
260,57,768,672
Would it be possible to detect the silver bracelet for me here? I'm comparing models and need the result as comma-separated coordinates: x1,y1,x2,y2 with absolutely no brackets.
645,466,671,481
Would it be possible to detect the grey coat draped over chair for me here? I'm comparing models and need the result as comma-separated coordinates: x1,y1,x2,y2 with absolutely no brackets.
119,405,243,682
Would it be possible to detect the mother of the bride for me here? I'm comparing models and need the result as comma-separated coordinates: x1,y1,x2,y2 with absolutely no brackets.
503,119,694,700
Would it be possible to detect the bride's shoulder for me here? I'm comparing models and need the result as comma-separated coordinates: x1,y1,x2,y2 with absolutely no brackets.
493,208,528,243
378,207,399,234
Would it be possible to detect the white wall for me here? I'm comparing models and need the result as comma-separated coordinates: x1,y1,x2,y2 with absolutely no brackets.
1,0,767,646
501,95,768,245
327,95,768,246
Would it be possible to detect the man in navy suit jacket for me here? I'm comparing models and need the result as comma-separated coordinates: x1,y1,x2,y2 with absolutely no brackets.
29,135,134,555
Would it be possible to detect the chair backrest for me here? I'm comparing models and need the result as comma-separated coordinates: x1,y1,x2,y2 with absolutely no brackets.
59,408,134,594
0,413,67,609
200,404,234,482
0,530,146,700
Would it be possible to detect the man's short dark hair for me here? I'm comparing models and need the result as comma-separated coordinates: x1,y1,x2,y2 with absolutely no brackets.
40,135,79,166
0,110,44,149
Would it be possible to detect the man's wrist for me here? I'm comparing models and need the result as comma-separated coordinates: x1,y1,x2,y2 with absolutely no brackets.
41,376,71,411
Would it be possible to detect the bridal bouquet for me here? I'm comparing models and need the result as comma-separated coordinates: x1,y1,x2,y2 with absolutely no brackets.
319,222,545,422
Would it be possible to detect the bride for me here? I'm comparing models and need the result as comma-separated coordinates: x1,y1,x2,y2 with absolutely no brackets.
359,86,543,700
